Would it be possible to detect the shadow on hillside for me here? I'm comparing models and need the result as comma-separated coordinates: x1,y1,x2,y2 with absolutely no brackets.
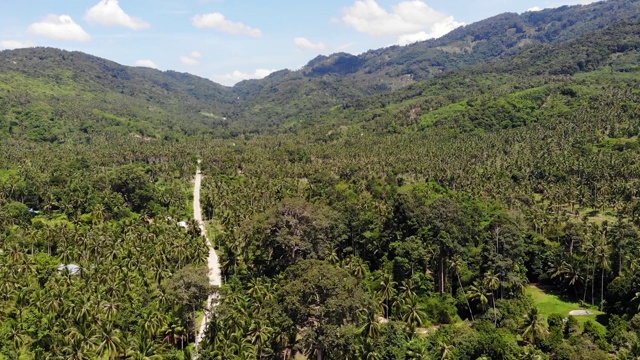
534,284,589,306
595,313,610,326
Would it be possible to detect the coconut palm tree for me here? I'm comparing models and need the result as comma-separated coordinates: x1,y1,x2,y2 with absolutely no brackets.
248,320,273,359
92,323,123,360
467,280,491,314
127,331,164,360
521,307,548,346
436,341,453,360
406,340,431,360
484,271,500,325
450,257,473,321
402,295,427,332
358,307,381,341
595,240,611,309
377,272,396,319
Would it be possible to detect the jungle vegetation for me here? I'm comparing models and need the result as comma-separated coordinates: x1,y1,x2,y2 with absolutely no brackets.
2,1,640,359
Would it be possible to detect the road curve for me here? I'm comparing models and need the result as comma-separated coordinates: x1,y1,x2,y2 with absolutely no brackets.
194,159,222,356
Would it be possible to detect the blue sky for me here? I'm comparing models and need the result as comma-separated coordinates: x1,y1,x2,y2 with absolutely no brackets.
0,0,595,86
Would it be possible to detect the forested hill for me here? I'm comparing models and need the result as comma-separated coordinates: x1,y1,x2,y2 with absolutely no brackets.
328,17,640,133
229,0,640,124
0,48,236,142
3,0,640,141
4,1,640,359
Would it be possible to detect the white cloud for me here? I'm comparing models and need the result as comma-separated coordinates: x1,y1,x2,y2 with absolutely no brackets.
85,0,150,30
180,56,199,65
0,40,35,50
180,51,202,65
527,6,543,12
28,15,91,42
398,32,431,45
135,59,158,69
342,0,463,44
193,13,262,37
213,68,275,86
294,37,327,51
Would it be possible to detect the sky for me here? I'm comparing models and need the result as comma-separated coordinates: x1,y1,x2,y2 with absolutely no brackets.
0,0,597,86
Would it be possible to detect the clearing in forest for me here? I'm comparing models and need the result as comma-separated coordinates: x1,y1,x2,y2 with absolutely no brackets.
526,285,606,327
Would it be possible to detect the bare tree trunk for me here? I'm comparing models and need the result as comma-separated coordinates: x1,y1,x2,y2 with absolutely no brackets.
492,293,497,326
591,267,596,306
600,268,604,309
583,260,589,303
569,238,574,256
618,254,622,276
439,256,446,294
458,273,474,321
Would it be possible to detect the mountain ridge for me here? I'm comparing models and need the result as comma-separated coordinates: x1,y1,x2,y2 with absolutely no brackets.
2,0,640,140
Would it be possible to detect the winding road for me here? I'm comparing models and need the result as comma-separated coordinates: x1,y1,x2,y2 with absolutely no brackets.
193,160,222,356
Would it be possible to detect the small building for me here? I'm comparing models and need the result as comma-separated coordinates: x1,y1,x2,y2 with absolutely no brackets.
57,264,81,275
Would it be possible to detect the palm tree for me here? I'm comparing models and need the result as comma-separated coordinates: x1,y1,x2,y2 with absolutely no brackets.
61,337,95,360
327,249,339,265
484,271,500,325
449,257,474,321
230,333,255,359
127,331,164,360
140,310,164,339
521,307,548,346
522,346,544,360
467,280,491,314
377,272,396,319
248,321,273,359
436,341,453,360
358,307,381,341
92,203,106,224
247,277,266,300
406,340,430,360
101,301,120,321
352,259,368,279
92,323,123,360
8,322,26,355
402,295,427,332
595,240,611,309
550,259,582,298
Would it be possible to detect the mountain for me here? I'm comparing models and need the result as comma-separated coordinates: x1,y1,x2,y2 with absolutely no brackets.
327,17,640,134
0,48,236,142
229,0,640,124
2,0,640,141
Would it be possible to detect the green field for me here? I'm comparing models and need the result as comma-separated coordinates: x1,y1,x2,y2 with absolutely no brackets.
526,285,606,328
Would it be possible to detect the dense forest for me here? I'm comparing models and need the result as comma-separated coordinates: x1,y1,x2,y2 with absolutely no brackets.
2,0,640,359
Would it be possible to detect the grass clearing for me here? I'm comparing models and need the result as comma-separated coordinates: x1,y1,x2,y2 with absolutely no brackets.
526,285,606,329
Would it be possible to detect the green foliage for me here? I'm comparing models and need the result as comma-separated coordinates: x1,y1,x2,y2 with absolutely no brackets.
162,265,212,311
583,320,609,350
424,295,460,325
5,2,640,359
240,198,340,276
279,259,371,358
